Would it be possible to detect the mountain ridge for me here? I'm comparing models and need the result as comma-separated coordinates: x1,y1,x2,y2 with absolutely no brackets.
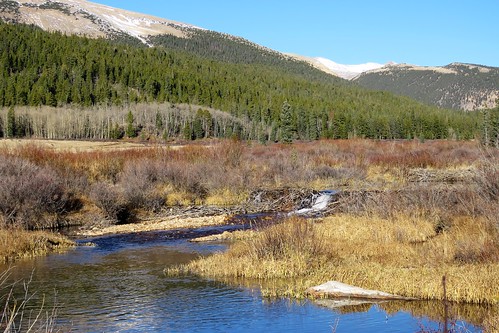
354,62,499,110
0,0,202,44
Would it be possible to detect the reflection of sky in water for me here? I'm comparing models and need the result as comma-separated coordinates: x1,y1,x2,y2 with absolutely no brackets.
2,229,485,333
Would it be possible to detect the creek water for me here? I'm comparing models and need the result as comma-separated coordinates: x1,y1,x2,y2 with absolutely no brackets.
2,226,488,332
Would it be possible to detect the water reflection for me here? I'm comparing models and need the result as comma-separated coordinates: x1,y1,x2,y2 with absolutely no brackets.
1,229,491,332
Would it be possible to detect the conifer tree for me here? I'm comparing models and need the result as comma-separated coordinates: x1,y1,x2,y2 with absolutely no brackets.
6,107,16,138
183,122,193,140
125,110,136,138
280,101,295,143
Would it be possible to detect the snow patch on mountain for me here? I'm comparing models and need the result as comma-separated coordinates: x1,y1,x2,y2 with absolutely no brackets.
315,58,386,80
286,54,389,80
8,0,204,44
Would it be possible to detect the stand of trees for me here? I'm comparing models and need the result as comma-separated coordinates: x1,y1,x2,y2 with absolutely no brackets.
0,104,253,140
0,21,483,141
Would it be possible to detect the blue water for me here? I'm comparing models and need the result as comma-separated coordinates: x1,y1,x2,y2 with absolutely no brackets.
3,228,485,332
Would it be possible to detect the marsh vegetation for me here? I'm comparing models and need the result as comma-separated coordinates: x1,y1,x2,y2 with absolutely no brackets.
0,138,497,256
0,138,497,330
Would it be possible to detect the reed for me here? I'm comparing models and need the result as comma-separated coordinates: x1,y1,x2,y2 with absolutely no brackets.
1,268,67,332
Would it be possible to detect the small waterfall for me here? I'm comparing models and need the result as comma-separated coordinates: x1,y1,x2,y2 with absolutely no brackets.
291,190,338,216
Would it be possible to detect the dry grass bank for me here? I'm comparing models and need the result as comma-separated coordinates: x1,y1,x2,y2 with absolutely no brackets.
0,229,75,263
168,214,499,304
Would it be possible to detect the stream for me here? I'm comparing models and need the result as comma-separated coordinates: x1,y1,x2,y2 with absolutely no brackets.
2,225,489,333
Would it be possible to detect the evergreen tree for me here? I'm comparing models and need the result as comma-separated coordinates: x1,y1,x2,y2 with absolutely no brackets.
6,107,16,138
110,122,124,139
155,111,164,133
193,109,205,139
490,104,499,148
125,110,136,138
183,122,193,140
279,101,295,143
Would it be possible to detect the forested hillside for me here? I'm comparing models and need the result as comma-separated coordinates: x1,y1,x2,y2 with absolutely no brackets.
0,22,481,141
354,63,499,111
150,29,343,83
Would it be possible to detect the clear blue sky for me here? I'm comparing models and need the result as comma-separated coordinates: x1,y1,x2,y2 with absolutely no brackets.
94,0,499,67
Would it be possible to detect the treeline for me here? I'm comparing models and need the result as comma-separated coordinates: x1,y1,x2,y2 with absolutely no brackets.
0,104,253,140
0,21,483,140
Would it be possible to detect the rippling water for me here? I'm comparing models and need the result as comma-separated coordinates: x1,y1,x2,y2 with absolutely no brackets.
2,228,487,332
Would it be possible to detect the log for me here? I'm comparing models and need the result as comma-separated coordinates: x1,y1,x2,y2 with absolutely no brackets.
306,281,416,301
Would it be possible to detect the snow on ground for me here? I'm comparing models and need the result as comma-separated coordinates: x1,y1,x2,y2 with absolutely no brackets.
315,57,385,80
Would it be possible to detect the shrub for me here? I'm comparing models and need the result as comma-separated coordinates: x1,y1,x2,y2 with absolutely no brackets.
0,157,67,229
89,182,129,223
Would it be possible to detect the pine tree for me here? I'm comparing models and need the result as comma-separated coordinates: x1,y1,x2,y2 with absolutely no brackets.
279,101,295,143
6,107,16,138
155,111,164,133
183,122,193,140
193,109,205,140
125,110,136,138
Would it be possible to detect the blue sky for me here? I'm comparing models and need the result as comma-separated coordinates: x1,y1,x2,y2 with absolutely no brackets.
95,0,499,67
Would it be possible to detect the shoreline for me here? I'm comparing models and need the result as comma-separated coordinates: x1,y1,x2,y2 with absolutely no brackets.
76,214,230,237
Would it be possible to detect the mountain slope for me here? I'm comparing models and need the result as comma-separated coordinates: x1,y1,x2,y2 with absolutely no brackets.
0,0,201,44
354,63,499,111
0,0,343,83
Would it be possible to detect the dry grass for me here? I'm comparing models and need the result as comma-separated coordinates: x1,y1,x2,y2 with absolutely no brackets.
484,311,499,333
0,229,75,263
169,214,499,304
0,138,153,152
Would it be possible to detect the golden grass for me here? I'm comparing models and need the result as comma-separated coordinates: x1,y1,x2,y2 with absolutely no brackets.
0,138,156,152
168,214,499,304
0,229,75,263
205,188,249,206
484,311,499,333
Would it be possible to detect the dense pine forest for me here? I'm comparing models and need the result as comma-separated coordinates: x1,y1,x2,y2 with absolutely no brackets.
0,21,486,141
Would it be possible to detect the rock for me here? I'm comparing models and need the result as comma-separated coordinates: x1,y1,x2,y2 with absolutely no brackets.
306,281,415,300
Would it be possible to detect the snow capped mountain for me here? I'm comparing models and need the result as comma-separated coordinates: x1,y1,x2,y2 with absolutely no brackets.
2,0,387,80
0,0,203,44
287,54,388,80
314,58,386,80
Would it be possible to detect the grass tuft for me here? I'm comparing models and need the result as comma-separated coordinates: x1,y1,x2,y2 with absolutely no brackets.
0,229,75,263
